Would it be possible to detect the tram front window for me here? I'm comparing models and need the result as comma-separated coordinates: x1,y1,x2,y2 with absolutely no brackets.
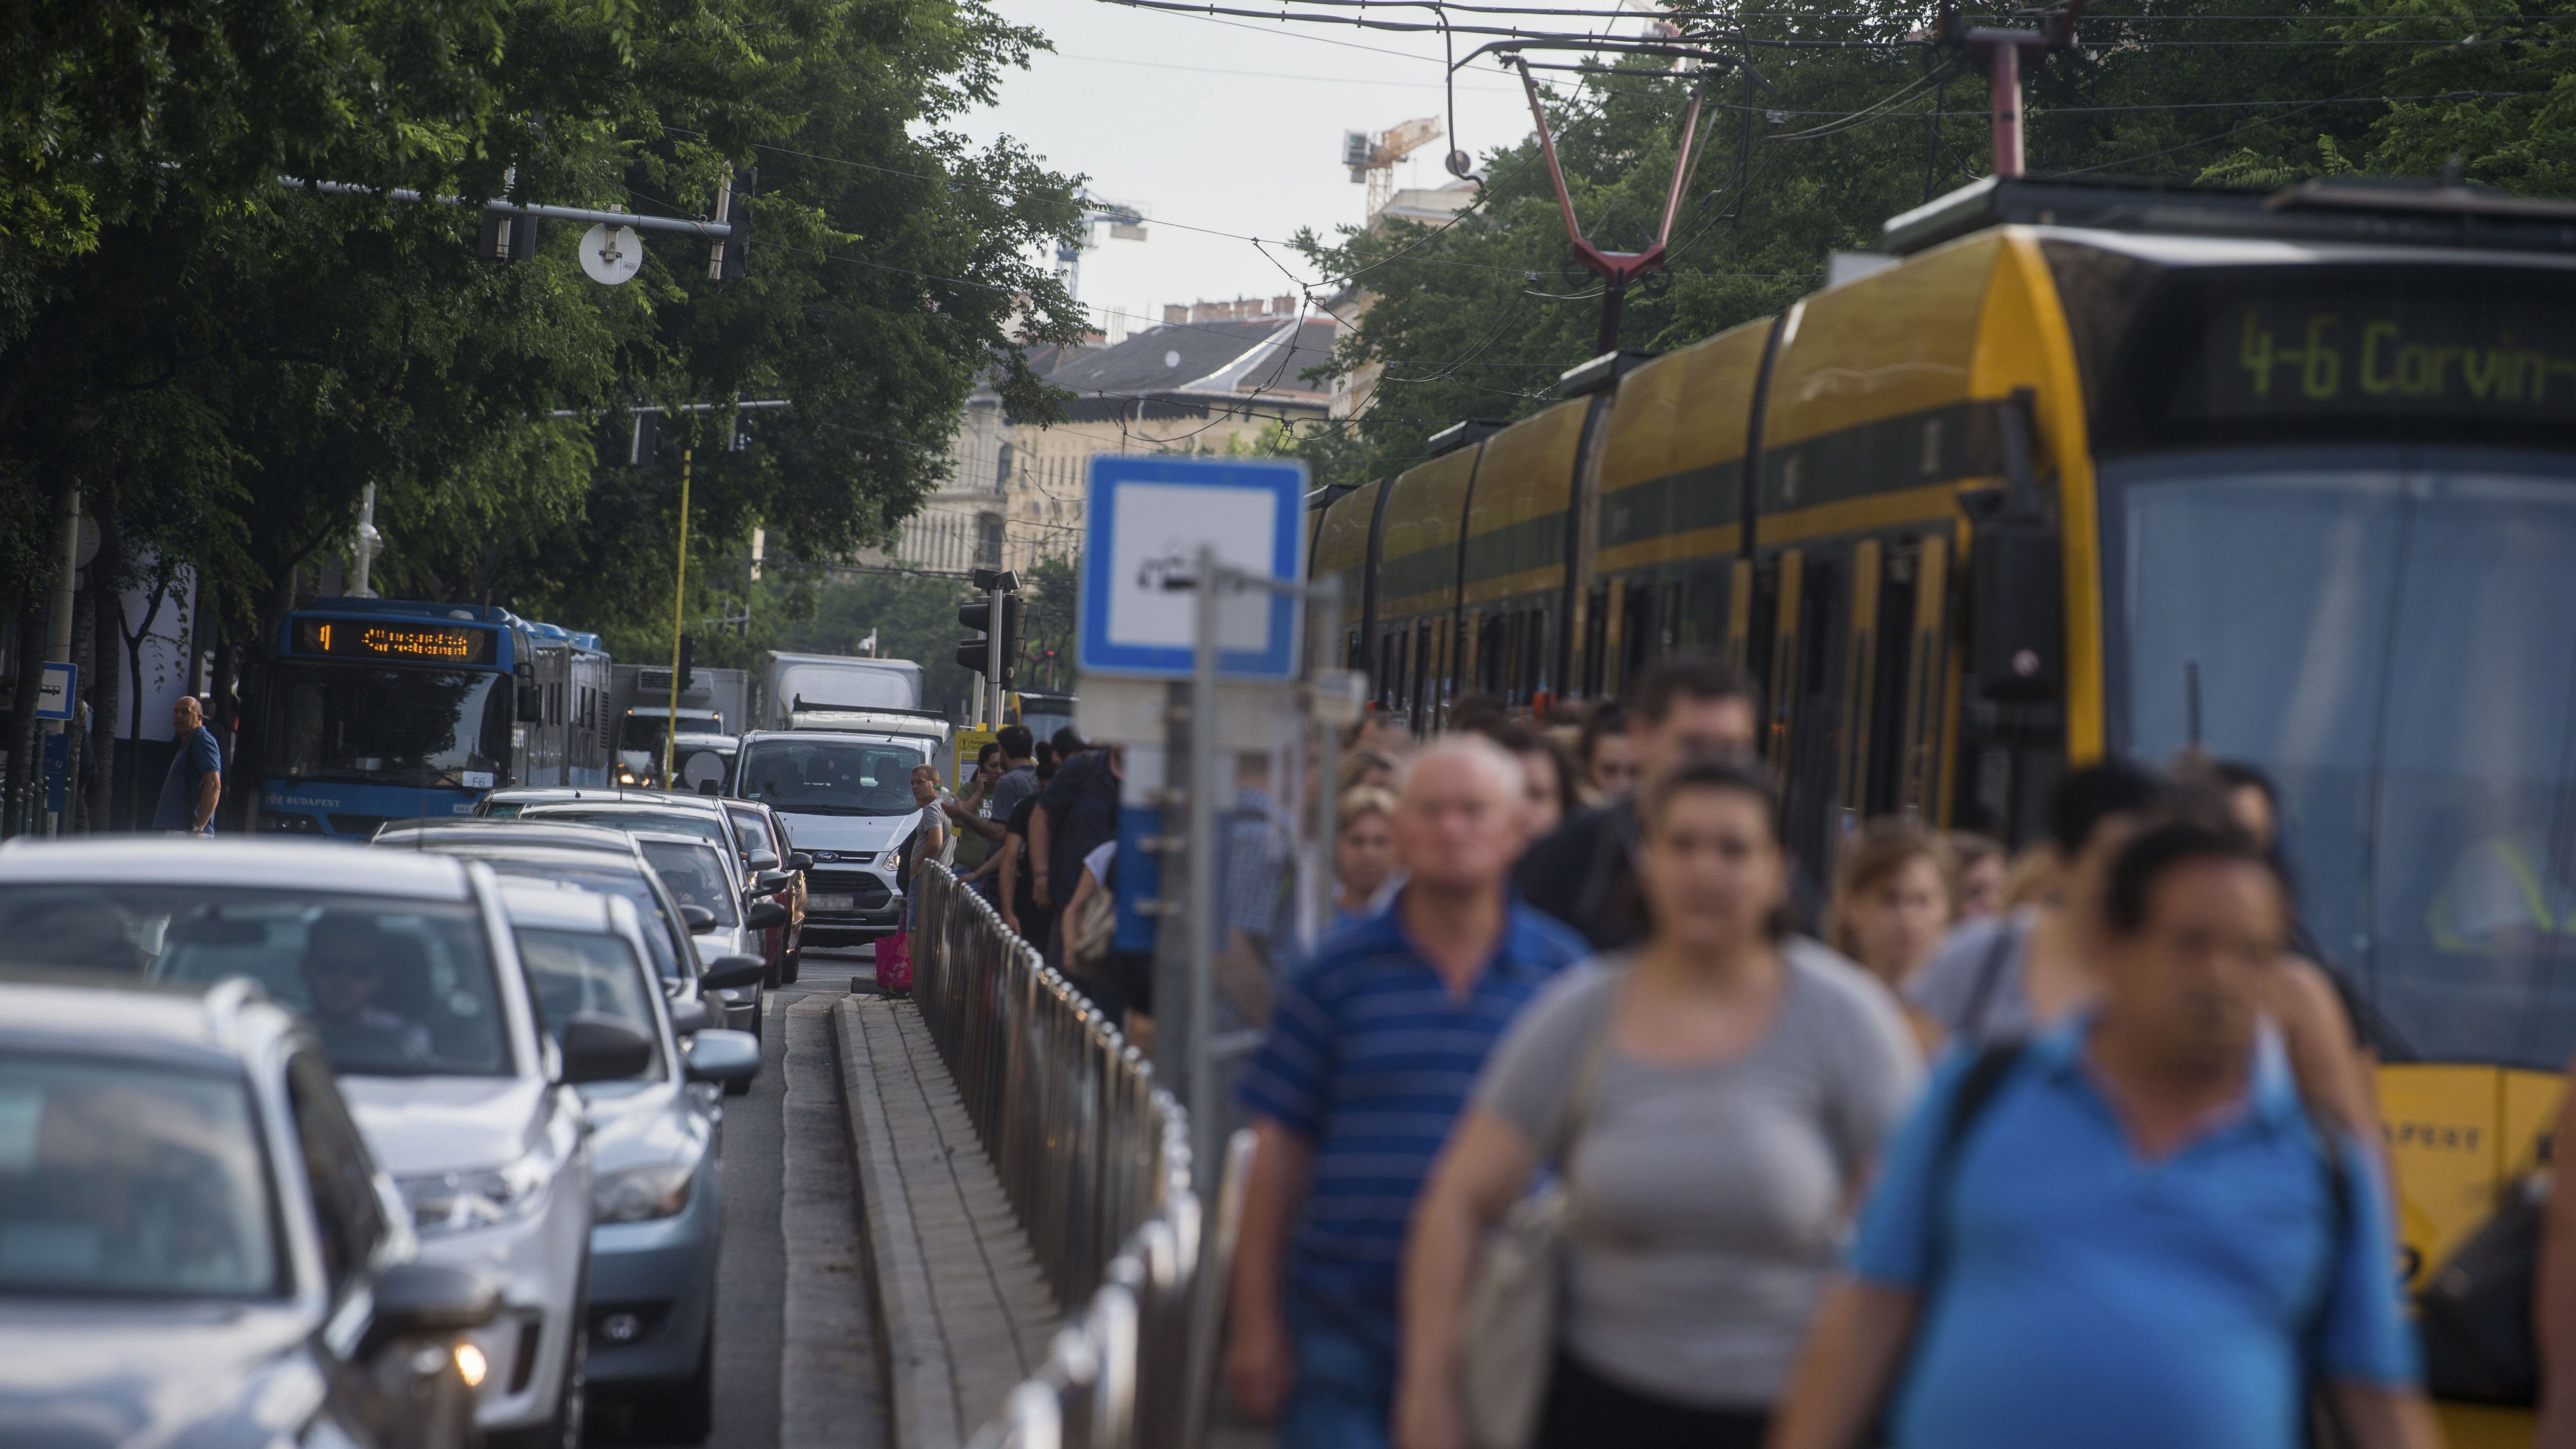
268,664,513,788
2106,447,2576,1068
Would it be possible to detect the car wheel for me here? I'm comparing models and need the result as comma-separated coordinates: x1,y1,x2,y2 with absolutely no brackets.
780,946,800,985
630,1316,716,1444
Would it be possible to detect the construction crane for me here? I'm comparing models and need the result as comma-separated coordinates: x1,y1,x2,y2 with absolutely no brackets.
1342,117,1443,220
1053,188,1148,309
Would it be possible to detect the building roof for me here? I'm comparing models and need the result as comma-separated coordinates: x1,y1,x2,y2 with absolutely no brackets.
1038,316,1339,421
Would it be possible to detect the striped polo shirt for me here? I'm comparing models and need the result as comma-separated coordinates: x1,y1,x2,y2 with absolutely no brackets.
1237,894,1589,1310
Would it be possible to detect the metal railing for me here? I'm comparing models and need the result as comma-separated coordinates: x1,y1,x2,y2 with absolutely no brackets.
910,864,1254,1449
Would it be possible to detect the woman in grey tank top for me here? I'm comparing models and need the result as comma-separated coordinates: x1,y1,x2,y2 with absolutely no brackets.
1395,760,1922,1449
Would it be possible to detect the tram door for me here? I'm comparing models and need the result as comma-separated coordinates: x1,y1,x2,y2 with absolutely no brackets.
1754,548,1849,902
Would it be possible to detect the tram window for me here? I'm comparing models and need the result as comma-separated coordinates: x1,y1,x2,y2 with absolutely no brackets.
1520,608,1546,700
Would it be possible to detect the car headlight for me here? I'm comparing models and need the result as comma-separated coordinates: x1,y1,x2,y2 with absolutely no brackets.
593,1150,703,1224
399,1150,560,1237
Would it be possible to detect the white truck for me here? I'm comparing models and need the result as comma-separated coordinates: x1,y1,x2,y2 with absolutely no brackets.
609,663,750,785
755,651,924,730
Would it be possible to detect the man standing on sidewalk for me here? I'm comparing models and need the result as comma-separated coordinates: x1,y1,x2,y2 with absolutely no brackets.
1770,820,2435,1449
151,695,222,836
1226,736,1587,1449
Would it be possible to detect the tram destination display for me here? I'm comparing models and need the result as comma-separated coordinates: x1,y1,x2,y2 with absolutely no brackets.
290,617,496,665
2102,264,2576,446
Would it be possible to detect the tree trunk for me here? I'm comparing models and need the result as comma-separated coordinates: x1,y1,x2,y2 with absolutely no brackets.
208,585,242,831
6,607,43,837
90,530,120,831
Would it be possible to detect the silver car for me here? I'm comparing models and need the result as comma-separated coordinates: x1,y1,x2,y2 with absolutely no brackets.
496,883,758,1441
0,975,498,1449
0,840,650,1449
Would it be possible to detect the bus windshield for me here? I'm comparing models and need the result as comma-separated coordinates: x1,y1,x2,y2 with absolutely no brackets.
738,739,925,816
268,664,511,789
2104,445,2576,1067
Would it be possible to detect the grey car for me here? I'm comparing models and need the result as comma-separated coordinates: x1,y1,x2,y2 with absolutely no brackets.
369,821,762,1041
497,884,758,1442
0,975,501,1449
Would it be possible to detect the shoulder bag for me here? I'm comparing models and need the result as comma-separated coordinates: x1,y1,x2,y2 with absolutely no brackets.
1459,983,1620,1449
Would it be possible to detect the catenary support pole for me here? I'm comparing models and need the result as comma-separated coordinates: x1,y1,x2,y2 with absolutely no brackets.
665,449,692,786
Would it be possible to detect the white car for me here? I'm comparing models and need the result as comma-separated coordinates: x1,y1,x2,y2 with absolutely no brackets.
496,882,759,1440
731,728,938,946
0,839,652,1449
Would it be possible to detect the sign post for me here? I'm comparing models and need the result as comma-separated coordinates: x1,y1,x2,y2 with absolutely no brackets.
1078,455,1308,1198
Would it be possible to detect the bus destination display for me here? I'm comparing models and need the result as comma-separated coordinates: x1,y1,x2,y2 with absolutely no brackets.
291,617,495,665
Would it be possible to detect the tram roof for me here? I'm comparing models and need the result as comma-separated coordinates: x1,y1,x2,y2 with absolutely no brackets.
1885,173,2576,260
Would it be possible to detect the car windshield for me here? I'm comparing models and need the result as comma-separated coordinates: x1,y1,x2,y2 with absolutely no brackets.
2104,446,2576,1066
267,663,510,788
640,841,739,928
518,806,736,854
469,858,686,980
738,739,924,816
0,887,509,1077
0,1055,281,1299
514,926,662,1081
620,715,721,751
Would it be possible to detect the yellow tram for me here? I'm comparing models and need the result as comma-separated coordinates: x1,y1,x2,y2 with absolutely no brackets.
1312,173,2576,1443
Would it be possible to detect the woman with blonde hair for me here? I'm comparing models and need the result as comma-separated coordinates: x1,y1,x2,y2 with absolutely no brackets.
1826,820,1955,993
1333,784,1401,927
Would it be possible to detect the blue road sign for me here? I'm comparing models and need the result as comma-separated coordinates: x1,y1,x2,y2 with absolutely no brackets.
33,662,75,721
1079,455,1307,680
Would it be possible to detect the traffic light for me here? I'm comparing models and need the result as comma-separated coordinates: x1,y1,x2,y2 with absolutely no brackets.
957,572,1024,680
675,633,696,695
478,206,538,263
996,594,1025,689
956,598,995,675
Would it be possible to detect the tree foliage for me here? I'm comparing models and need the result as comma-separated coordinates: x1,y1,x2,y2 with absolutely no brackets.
0,0,1086,648
1285,0,2572,485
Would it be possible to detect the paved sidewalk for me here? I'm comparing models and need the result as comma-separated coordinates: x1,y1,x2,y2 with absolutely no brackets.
836,996,1060,1449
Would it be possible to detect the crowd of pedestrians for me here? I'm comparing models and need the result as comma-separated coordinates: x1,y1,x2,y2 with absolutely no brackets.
962,653,2441,1449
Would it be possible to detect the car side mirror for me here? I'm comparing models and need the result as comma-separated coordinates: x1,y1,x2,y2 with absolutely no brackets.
747,850,781,872
755,869,795,893
558,1013,654,1084
678,905,717,933
745,900,788,930
667,997,714,1035
700,954,768,991
362,1262,501,1358
787,852,813,872
685,1029,762,1086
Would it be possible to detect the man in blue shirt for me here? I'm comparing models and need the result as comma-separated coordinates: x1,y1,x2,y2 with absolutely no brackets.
151,695,222,835
1227,735,1588,1449
1771,820,2435,1449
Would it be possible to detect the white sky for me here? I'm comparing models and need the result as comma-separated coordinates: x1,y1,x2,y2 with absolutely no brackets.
951,0,1658,336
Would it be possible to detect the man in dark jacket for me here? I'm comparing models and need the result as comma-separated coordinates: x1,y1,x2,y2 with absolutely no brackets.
1512,655,1758,949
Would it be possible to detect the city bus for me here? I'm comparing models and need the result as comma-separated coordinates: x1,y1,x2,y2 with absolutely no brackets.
1318,173,2576,1443
258,597,613,838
